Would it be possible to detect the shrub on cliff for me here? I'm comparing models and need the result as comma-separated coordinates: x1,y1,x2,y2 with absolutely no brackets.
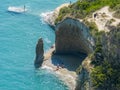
112,4,120,19
113,10,120,19
91,25,120,90
55,0,120,23
91,60,120,90
55,7,71,24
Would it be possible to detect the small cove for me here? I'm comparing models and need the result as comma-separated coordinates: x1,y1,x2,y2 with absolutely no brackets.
0,0,77,90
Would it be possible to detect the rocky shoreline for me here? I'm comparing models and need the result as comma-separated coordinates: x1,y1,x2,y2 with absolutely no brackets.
35,3,79,90
35,0,120,90
41,45,78,90
35,3,94,90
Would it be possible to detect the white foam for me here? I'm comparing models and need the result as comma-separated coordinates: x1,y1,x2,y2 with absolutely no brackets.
41,65,53,70
40,11,54,24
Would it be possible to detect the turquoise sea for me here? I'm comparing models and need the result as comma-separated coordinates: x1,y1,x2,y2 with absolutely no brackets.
0,0,76,90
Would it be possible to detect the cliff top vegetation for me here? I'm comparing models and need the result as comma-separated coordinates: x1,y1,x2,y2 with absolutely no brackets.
55,0,120,23
54,0,120,89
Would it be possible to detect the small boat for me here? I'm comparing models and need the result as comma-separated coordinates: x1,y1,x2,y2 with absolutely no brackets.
8,6,27,13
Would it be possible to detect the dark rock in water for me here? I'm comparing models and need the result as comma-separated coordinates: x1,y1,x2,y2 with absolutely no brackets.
55,17,94,55
34,38,44,68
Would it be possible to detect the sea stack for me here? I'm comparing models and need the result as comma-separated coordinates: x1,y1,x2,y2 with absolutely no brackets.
34,38,44,68
55,17,94,55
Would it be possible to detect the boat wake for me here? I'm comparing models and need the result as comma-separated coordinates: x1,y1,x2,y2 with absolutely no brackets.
8,6,27,13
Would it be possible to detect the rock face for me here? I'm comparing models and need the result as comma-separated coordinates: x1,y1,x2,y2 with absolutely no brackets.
55,18,94,55
34,38,44,68
75,68,92,90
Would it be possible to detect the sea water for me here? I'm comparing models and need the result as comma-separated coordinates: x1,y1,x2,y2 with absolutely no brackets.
0,0,76,90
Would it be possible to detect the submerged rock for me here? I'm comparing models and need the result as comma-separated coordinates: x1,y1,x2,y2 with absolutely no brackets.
55,17,94,55
34,38,44,68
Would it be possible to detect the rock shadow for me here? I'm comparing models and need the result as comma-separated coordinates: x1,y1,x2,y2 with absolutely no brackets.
51,53,87,71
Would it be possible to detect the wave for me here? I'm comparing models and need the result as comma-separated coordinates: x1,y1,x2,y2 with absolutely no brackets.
40,11,54,24
41,65,53,70
44,38,51,44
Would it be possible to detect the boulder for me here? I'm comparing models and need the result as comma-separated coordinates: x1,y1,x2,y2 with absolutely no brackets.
55,17,94,55
34,38,44,68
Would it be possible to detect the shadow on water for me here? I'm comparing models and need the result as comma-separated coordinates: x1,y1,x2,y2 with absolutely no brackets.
7,10,25,15
51,53,87,71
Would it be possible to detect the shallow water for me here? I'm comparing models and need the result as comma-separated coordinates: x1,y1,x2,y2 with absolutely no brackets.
0,0,76,90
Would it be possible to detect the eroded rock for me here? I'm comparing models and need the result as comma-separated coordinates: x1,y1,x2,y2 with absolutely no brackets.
55,17,94,55
34,38,44,68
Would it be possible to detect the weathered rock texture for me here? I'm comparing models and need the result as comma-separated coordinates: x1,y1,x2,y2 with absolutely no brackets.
55,17,94,55
34,38,44,68
75,68,92,90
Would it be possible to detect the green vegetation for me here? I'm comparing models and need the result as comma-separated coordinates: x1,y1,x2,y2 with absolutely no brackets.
91,26,120,90
91,60,120,90
79,2,120,89
113,10,120,19
56,0,120,89
112,4,120,18
83,20,105,39
55,7,71,24
84,21,98,36
55,0,120,23
76,7,120,90
76,65,82,74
